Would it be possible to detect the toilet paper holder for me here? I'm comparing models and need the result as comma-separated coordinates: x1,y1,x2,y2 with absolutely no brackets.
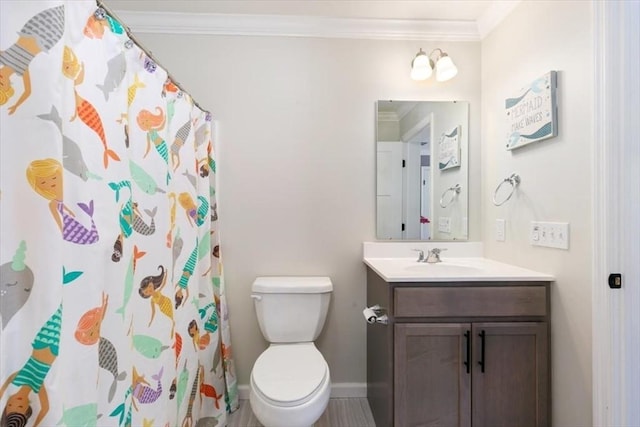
363,304,388,325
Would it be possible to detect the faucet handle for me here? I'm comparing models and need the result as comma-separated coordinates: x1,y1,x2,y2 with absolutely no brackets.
427,247,447,263
430,247,447,255
412,249,425,262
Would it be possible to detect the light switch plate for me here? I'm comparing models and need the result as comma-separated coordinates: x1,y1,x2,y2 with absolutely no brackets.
439,217,451,233
530,221,569,249
496,219,506,241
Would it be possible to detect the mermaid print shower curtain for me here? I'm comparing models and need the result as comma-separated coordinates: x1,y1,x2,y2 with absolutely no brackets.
0,1,238,426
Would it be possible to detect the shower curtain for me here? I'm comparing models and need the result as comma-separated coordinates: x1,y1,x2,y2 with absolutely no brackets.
0,1,238,426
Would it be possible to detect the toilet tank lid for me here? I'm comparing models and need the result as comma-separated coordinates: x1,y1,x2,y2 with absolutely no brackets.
252,276,333,293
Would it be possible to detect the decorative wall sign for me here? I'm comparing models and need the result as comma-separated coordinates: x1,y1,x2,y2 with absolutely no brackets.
505,71,558,150
438,125,461,170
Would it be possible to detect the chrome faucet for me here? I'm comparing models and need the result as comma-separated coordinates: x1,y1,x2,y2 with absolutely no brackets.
412,249,425,262
425,248,447,263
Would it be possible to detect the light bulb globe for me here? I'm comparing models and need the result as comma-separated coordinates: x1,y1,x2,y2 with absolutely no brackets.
435,55,458,82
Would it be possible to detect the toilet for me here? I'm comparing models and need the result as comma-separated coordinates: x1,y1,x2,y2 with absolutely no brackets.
249,276,333,427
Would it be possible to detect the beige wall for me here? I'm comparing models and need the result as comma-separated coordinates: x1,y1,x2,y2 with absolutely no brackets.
481,1,593,425
132,32,482,386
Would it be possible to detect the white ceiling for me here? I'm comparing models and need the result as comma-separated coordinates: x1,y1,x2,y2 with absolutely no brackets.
105,0,499,22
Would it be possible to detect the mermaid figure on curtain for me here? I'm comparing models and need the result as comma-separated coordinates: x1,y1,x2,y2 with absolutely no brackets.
0,5,65,114
199,365,223,410
26,159,100,245
137,107,172,184
0,304,62,427
131,366,164,411
174,240,198,309
182,368,201,427
138,265,176,337
62,46,120,168
178,193,209,228
187,320,211,350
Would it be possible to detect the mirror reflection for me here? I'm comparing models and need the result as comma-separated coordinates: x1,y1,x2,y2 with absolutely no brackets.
376,100,469,241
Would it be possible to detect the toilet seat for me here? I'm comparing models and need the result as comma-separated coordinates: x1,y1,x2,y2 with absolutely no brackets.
251,343,328,408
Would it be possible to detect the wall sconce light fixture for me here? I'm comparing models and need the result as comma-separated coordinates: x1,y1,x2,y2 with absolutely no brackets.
410,48,458,82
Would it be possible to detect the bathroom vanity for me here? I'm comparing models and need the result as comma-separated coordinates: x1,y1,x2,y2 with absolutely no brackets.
364,253,553,427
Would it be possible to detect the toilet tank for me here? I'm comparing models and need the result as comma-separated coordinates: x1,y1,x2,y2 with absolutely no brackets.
252,276,332,343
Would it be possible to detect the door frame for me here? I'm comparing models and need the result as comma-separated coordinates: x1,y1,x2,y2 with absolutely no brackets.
592,0,640,424
420,165,431,240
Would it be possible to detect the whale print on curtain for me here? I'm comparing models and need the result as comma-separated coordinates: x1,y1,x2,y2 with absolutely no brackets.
0,1,238,426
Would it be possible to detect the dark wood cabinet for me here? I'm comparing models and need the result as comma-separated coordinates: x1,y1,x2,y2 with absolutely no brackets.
394,323,471,427
366,267,551,427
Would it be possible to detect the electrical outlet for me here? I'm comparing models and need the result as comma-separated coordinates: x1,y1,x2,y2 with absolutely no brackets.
439,217,451,233
530,221,569,249
496,219,506,241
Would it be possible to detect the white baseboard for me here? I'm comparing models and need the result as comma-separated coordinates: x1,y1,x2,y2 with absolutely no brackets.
329,383,367,398
237,382,367,400
238,385,251,400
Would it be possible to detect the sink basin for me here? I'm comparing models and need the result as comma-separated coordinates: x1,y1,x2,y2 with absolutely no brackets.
404,262,483,274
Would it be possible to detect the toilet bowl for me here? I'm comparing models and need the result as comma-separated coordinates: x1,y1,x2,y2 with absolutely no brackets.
250,343,330,427
249,276,333,427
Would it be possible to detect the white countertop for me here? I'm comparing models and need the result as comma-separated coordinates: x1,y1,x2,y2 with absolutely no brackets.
363,257,554,282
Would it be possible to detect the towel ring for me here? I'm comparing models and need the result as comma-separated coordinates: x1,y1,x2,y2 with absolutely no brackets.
439,184,461,208
492,173,521,206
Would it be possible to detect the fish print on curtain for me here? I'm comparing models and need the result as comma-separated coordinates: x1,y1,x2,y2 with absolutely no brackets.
0,1,238,426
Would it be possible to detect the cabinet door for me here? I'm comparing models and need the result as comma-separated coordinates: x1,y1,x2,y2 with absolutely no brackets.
471,322,549,427
395,323,471,427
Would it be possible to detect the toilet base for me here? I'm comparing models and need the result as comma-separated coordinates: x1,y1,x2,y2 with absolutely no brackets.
249,374,331,427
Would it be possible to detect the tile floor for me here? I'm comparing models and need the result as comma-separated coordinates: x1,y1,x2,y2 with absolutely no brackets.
226,398,376,427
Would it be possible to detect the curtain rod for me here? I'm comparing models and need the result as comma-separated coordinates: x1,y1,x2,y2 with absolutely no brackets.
95,0,210,114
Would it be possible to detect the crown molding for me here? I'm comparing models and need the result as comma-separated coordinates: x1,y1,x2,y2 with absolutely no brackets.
114,10,481,41
377,111,399,122
115,1,521,41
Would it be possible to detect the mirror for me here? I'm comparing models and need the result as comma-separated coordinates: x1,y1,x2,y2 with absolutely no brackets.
376,100,469,241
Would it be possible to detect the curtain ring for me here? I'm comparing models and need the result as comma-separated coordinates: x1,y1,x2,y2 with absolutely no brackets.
492,173,521,206
94,7,107,20
439,184,461,208
144,57,157,73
